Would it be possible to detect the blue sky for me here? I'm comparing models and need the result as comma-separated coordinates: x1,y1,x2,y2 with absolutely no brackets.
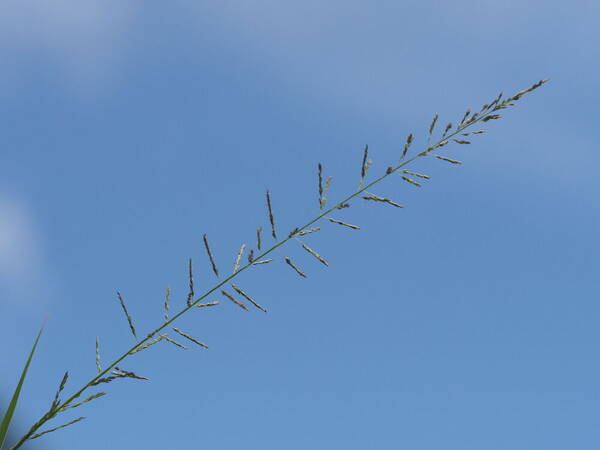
1,1,599,449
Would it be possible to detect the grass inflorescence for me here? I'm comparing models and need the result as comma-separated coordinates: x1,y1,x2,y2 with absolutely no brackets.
4,79,548,449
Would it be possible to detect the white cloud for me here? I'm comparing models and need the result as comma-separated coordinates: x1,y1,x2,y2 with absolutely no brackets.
0,0,137,94
0,195,44,304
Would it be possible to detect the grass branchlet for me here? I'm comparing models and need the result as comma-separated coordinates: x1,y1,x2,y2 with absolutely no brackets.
116,292,137,338
402,134,414,159
435,155,463,164
202,234,219,277
362,194,403,208
327,217,361,230
221,289,249,310
50,372,69,412
266,190,277,239
163,287,171,322
172,328,208,349
233,244,246,273
360,145,369,185
161,334,187,350
95,337,101,373
231,284,267,312
186,259,194,307
253,258,273,265
284,257,307,278
401,176,422,187
402,169,430,180
301,242,329,267
256,226,263,250
299,227,320,236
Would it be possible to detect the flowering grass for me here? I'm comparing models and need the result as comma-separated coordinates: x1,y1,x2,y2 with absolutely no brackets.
1,79,548,449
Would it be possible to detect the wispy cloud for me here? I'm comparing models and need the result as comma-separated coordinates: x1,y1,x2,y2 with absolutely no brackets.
0,0,136,94
0,195,46,306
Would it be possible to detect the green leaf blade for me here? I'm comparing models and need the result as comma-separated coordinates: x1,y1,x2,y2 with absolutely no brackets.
0,326,44,450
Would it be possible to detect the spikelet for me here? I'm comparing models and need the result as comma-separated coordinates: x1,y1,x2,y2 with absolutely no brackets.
90,376,118,386
164,287,170,321
452,139,471,144
459,108,471,126
288,227,299,238
233,244,246,273
202,234,219,277
256,226,263,250
418,139,449,157
161,334,187,350
362,194,403,208
301,243,329,266
508,78,549,102
321,176,332,210
299,227,320,236
231,284,267,312
221,289,249,310
284,256,307,278
402,134,414,159
485,98,500,112
401,176,422,187
248,248,254,263
30,417,85,440
172,327,208,349
318,163,323,208
360,145,369,185
187,258,194,307
482,114,501,122
336,202,351,209
461,130,485,136
435,155,463,165
327,217,361,229
51,371,69,411
490,92,503,109
116,292,137,338
442,122,453,138
266,190,277,239
428,114,439,139
129,335,164,354
195,301,220,308
253,258,273,265
95,337,101,373
402,169,430,180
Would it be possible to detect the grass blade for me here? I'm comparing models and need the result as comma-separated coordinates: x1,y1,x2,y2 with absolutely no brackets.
0,326,43,449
